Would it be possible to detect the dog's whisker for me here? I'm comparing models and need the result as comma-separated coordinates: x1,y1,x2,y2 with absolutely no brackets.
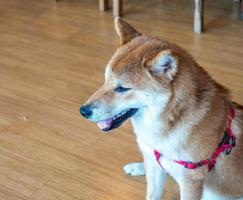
145,105,153,123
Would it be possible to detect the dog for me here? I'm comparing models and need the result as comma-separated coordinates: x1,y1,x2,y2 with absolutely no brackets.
80,17,243,200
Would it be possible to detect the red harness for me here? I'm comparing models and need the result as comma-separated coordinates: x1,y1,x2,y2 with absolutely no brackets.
154,107,236,171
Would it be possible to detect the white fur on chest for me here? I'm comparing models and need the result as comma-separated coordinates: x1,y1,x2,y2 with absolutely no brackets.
131,107,162,144
131,106,191,178
131,106,190,157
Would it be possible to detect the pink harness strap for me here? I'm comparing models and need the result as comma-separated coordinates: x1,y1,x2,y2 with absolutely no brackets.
154,150,165,170
154,107,236,171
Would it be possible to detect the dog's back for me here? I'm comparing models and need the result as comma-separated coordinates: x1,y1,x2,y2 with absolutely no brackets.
204,103,243,198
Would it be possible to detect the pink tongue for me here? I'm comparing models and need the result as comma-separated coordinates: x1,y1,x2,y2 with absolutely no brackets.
97,118,113,130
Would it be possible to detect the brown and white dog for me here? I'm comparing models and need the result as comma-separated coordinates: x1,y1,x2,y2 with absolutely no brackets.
80,18,243,200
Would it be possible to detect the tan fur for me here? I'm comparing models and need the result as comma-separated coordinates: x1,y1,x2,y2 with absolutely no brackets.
82,18,243,200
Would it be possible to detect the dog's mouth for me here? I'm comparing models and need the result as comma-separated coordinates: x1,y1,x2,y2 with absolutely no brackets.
97,108,138,132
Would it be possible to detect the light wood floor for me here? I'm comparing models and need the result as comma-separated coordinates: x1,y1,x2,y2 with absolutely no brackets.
0,0,242,199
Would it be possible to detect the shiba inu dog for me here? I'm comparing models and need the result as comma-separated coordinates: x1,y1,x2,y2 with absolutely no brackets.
80,18,243,200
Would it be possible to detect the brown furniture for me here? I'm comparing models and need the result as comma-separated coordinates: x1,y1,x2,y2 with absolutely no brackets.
99,0,243,34
240,0,243,19
99,0,122,18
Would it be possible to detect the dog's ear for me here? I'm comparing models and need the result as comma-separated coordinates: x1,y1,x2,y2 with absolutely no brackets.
114,17,141,44
146,50,178,80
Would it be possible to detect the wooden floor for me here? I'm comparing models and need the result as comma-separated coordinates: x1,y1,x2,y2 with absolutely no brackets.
0,0,242,199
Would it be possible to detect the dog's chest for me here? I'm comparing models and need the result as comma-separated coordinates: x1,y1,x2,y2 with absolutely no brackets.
131,109,190,154
131,108,164,148
131,109,191,178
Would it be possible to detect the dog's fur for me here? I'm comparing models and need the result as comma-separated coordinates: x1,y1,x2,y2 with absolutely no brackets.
81,18,243,200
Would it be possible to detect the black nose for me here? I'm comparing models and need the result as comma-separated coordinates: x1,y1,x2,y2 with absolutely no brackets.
80,105,93,118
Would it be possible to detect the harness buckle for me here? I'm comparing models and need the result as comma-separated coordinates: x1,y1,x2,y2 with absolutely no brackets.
225,147,232,155
229,137,236,147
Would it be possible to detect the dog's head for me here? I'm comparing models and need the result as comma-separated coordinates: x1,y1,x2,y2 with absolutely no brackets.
80,18,180,132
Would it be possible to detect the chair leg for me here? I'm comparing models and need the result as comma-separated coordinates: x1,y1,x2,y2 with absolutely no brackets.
99,0,109,11
239,0,243,19
113,0,123,17
194,0,204,33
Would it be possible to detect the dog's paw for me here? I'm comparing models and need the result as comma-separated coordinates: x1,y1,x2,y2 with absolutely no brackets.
123,162,145,176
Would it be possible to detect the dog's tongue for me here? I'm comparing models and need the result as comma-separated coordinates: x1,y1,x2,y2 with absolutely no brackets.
97,118,113,130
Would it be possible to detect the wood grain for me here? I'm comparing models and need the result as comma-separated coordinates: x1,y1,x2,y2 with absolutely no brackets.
0,0,242,200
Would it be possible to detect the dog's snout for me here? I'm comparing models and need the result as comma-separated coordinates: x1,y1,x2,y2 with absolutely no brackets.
80,105,93,118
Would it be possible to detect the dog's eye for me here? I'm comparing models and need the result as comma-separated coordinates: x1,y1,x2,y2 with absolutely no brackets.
115,86,131,93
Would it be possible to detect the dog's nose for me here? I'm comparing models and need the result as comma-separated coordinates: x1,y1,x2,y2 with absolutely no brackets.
80,105,93,118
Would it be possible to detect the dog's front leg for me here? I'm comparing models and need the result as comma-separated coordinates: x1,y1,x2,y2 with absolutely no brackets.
144,156,168,200
179,177,203,200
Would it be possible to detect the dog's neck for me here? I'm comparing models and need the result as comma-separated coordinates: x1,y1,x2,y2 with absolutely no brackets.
131,60,230,158
162,59,229,132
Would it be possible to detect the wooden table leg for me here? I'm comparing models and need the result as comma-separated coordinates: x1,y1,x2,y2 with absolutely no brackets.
113,0,123,17
99,0,109,11
194,0,204,33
